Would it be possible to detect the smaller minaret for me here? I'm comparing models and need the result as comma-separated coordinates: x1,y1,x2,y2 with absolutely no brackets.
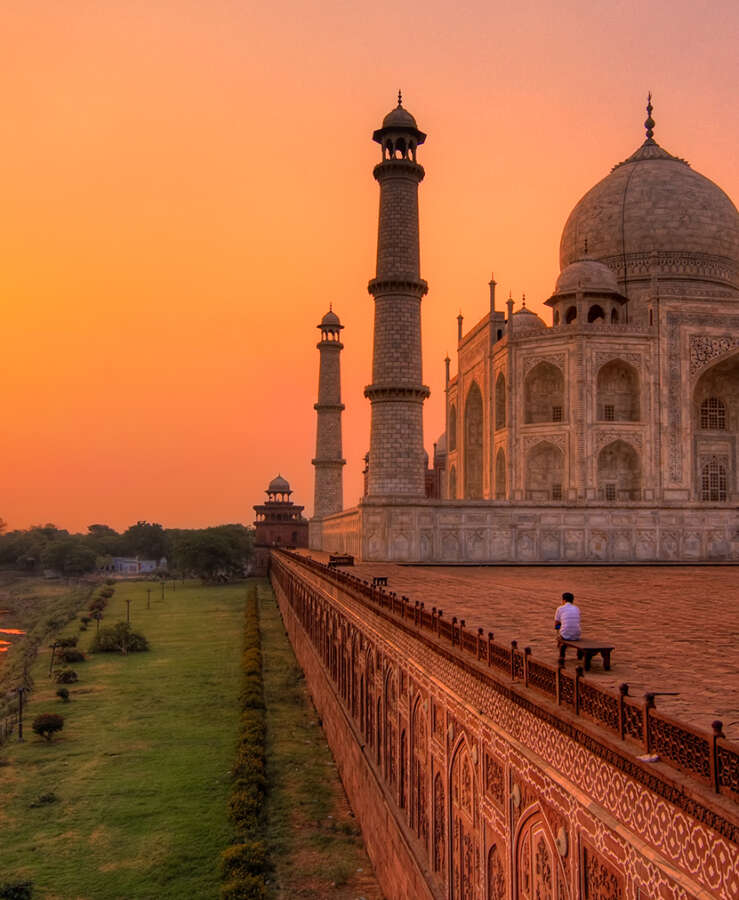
312,307,346,518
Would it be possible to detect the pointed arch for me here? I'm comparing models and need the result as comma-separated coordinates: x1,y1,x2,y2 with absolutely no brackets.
411,696,429,850
597,439,641,501
464,381,484,498
495,447,506,500
596,358,640,421
449,403,457,452
525,441,565,501
524,362,564,424
495,372,506,430
449,736,478,899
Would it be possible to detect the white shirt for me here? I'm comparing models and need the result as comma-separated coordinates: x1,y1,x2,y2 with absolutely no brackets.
555,603,581,640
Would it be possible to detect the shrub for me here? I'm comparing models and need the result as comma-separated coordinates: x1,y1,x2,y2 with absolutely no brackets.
54,668,78,684
29,791,57,808
59,648,85,663
88,598,105,613
105,578,116,586
55,636,78,649
221,842,268,880
80,616,92,625
90,622,149,654
56,688,70,702
0,881,34,900
32,713,64,742
219,877,265,900
98,587,114,599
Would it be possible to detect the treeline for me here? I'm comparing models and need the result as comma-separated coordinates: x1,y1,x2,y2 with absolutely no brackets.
0,521,254,581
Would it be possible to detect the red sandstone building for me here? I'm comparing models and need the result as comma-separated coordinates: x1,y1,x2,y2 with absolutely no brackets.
252,475,308,575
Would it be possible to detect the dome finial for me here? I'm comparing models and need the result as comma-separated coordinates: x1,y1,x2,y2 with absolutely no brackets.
644,91,655,143
397,89,403,108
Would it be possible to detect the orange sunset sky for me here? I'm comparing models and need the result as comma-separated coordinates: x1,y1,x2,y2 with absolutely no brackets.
2,1,738,532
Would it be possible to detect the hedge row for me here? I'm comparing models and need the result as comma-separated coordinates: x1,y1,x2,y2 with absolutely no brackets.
220,584,268,900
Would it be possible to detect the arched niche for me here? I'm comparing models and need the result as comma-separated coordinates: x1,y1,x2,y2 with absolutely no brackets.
411,698,429,848
596,359,640,421
526,441,564,501
495,372,506,430
524,362,565,424
693,353,737,502
565,306,577,324
450,740,477,900
597,439,641,501
464,382,484,498
384,669,397,787
514,808,569,899
448,465,457,500
495,448,506,500
448,403,457,451
693,353,738,433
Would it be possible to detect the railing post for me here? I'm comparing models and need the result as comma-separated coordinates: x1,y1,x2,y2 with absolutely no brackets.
460,620,466,652
510,641,518,680
477,628,484,660
420,602,426,629
711,720,724,793
437,609,443,636
487,632,494,667
618,683,629,741
432,607,437,634
574,666,583,715
643,693,655,754
414,600,420,627
452,617,458,646
523,647,531,687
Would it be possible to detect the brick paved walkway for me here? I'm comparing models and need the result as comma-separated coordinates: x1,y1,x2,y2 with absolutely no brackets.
300,553,739,739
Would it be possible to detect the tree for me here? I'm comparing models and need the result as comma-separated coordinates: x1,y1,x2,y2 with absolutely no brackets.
32,713,64,742
91,622,149,654
40,539,96,576
172,529,247,581
122,521,168,561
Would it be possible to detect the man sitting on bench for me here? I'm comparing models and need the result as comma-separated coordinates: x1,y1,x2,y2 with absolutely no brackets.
554,592,581,641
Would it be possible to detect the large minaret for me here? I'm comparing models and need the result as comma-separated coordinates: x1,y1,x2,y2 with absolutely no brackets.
312,308,345,517
364,93,430,498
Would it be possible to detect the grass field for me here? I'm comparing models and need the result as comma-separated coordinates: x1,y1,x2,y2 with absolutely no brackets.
0,579,246,900
259,585,382,900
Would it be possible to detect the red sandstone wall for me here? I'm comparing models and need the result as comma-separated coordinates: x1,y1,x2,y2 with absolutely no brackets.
275,578,436,900
270,551,739,900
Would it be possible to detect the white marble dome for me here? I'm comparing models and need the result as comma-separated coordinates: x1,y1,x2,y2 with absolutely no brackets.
560,140,739,290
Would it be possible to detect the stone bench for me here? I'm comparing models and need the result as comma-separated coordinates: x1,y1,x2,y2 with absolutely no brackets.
558,639,614,671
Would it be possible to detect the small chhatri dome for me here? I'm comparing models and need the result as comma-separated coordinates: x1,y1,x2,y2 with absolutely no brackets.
512,305,547,331
267,474,290,494
382,91,418,129
554,259,621,295
320,308,341,328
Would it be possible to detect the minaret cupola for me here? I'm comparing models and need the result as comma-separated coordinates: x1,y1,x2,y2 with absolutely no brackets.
372,91,427,161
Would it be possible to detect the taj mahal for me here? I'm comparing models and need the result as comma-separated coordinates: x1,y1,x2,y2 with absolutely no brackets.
307,94,739,564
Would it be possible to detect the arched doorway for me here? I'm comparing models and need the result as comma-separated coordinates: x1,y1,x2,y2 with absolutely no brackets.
464,383,484,498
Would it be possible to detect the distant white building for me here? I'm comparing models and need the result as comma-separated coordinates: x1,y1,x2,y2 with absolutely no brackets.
108,557,166,575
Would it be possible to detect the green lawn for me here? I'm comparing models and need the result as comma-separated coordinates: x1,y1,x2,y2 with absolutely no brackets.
0,579,247,900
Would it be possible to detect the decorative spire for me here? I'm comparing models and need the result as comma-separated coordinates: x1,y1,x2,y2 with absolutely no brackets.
522,293,527,308
398,89,403,107
584,237,589,255
644,92,655,143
